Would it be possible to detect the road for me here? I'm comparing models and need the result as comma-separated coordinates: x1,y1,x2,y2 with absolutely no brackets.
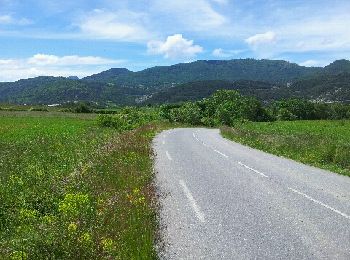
153,128,350,259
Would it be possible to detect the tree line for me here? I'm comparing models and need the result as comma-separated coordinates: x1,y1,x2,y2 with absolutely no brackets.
159,90,350,126
98,90,350,130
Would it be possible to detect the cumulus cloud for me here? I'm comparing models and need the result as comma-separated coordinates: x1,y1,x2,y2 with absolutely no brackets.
0,54,124,82
78,9,152,41
245,31,277,46
147,34,203,59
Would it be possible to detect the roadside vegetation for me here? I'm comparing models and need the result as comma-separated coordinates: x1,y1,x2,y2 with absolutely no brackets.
159,90,350,125
221,121,350,177
0,111,167,259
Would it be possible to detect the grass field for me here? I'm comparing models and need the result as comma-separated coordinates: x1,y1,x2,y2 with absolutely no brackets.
221,120,350,177
0,111,165,259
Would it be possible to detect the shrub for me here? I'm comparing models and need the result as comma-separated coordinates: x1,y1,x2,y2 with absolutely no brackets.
97,107,160,131
74,103,93,113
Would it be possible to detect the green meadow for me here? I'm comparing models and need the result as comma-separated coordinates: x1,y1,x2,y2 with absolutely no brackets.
0,111,163,259
221,120,350,177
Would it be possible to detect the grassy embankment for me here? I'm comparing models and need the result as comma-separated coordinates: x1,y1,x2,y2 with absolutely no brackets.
0,111,166,259
221,120,350,177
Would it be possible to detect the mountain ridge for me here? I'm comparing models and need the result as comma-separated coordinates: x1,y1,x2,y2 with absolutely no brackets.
0,58,349,105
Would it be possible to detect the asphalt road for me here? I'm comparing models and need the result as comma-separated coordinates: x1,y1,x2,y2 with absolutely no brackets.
153,128,350,260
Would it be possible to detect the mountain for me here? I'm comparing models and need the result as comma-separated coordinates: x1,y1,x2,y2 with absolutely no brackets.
83,59,322,88
323,60,350,74
290,72,350,102
67,76,80,80
143,59,350,104
145,80,289,104
0,76,147,105
0,58,349,105
83,68,132,83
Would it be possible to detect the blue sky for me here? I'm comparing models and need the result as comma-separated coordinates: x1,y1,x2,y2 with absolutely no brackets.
0,0,349,81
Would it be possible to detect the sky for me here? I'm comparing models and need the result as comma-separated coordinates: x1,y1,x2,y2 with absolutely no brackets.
0,0,349,81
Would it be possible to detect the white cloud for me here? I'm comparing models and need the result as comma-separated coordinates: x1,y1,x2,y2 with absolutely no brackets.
299,60,328,67
277,15,350,53
152,0,227,32
0,15,12,24
78,9,152,41
27,54,118,66
0,54,124,82
212,48,245,58
147,34,203,59
0,14,32,25
245,31,277,46
212,48,227,57
240,3,350,58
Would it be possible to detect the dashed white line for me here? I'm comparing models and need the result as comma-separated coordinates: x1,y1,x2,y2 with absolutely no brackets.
193,132,210,148
213,149,228,158
166,151,172,161
238,162,268,178
288,188,350,220
179,180,205,223
162,140,165,145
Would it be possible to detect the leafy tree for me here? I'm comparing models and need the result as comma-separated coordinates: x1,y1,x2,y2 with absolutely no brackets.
270,99,316,120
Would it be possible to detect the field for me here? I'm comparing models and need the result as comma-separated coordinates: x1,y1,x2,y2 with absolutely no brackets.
221,120,350,177
0,111,164,259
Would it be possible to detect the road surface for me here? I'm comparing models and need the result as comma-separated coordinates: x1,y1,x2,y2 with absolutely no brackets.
153,128,350,259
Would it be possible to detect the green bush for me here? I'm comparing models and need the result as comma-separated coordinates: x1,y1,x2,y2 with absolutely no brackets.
160,90,272,126
74,103,93,113
97,107,160,131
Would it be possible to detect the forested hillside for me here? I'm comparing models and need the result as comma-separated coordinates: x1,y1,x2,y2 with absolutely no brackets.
0,58,349,105
145,80,288,104
82,59,321,87
0,77,147,105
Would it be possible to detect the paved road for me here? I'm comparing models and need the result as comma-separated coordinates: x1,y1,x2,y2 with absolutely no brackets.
153,128,350,260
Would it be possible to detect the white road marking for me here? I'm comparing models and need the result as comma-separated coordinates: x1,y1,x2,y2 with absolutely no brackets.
213,149,228,158
162,140,165,145
194,132,209,148
166,151,172,161
288,188,350,220
179,180,205,223
238,162,268,178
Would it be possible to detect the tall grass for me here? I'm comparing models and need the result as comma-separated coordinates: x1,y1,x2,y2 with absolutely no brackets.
0,113,164,259
221,120,350,177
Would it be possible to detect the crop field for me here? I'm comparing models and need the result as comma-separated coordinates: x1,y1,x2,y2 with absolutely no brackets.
0,111,162,259
221,120,350,177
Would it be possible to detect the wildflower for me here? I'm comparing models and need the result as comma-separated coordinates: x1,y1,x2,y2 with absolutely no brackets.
42,215,55,224
101,237,114,252
19,208,37,222
58,193,92,219
68,222,77,233
79,232,92,245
